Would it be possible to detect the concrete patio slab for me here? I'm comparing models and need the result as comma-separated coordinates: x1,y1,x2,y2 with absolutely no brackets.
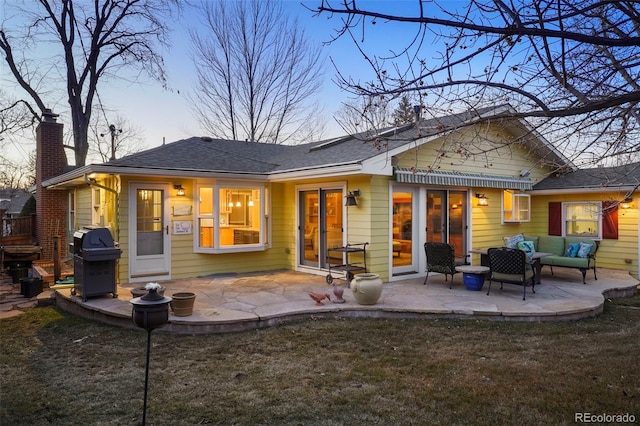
49,267,639,334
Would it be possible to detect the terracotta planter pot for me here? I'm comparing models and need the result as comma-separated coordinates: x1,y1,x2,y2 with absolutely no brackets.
350,273,383,305
170,292,196,316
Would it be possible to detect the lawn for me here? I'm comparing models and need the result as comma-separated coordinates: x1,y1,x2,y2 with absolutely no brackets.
1,293,639,425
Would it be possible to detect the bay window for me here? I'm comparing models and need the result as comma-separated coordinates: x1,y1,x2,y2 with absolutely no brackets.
196,183,269,252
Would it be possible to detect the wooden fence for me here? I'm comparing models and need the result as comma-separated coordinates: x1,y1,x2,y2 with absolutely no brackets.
1,215,35,246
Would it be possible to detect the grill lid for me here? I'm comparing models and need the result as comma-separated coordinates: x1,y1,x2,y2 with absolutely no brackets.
73,227,116,249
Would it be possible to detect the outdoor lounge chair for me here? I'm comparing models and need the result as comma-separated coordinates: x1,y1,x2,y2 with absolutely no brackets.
423,242,465,288
486,247,535,300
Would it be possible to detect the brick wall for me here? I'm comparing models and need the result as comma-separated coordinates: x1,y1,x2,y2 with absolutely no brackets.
35,110,68,261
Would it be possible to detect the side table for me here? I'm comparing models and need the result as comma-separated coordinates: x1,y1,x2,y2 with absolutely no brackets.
456,265,490,291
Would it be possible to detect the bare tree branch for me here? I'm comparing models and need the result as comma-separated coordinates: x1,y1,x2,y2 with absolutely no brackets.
189,0,325,144
1,0,179,165
312,0,640,165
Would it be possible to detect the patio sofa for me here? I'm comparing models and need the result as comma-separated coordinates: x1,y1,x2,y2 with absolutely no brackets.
504,234,599,284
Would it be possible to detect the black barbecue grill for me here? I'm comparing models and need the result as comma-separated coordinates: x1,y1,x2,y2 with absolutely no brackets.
71,227,121,301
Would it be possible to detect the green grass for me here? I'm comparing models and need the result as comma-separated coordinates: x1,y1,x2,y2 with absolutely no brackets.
2,294,640,425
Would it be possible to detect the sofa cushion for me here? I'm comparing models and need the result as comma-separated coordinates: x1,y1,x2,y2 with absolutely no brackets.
540,255,590,269
537,236,565,256
493,264,534,283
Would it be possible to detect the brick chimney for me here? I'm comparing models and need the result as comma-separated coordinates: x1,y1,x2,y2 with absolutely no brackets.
35,109,68,261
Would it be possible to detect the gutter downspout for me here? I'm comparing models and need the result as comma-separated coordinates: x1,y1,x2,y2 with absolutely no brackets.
84,173,121,284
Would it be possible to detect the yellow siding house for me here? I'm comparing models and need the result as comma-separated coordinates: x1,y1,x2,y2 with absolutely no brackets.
41,105,639,286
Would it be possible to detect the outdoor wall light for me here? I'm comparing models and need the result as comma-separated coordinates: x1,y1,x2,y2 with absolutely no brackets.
345,189,361,206
174,184,185,197
621,197,633,209
475,193,489,206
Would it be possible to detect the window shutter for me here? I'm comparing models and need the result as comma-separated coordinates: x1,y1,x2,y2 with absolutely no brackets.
602,201,618,239
548,202,562,236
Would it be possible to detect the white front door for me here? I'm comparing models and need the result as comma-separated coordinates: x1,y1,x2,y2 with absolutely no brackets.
129,183,171,282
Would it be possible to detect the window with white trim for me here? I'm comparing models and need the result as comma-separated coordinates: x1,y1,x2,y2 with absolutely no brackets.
502,190,530,222
92,188,103,225
196,183,269,252
68,191,75,234
563,202,601,238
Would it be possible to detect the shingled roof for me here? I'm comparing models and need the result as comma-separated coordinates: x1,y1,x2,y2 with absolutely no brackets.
103,104,569,175
533,162,640,191
0,189,31,215
104,124,429,174
42,105,573,188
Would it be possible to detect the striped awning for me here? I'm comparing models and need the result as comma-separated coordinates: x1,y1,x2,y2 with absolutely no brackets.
395,168,533,190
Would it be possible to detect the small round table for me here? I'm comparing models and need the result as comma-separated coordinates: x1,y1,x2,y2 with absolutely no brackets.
456,265,490,291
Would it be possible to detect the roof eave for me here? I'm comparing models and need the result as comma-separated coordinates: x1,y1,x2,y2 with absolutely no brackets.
530,185,638,195
42,164,269,188
268,163,363,182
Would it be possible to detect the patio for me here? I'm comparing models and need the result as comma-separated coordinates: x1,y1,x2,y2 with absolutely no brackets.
54,267,639,334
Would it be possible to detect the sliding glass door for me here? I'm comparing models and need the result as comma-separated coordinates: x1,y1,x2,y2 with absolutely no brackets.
426,190,467,260
299,188,344,270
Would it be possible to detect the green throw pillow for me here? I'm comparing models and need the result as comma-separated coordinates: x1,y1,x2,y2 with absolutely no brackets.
517,240,535,262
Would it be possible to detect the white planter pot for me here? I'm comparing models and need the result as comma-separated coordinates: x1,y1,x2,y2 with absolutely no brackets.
350,273,383,305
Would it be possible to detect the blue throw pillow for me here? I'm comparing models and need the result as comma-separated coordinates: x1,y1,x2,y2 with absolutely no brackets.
577,242,593,258
517,240,535,262
565,243,580,257
504,234,524,249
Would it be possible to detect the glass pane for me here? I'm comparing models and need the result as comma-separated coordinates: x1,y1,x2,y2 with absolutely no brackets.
301,191,319,266
325,191,343,246
199,218,214,248
136,189,163,255
448,191,465,259
199,187,213,215
566,203,598,220
565,203,599,237
323,190,344,268
515,195,530,221
503,190,513,221
219,187,261,246
426,191,445,243
565,221,598,237
392,191,413,267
